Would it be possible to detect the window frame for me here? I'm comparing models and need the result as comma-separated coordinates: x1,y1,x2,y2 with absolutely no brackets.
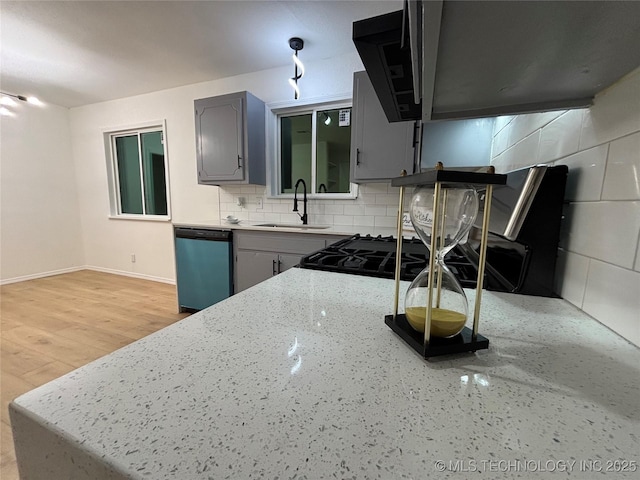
103,120,171,221
267,98,358,200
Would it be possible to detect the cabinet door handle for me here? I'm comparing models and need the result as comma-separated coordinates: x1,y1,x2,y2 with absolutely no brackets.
237,155,243,169
272,259,277,276
356,148,361,166
278,259,282,273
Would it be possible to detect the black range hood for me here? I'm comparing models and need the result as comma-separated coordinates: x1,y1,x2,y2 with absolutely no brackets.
352,10,419,123
353,1,640,123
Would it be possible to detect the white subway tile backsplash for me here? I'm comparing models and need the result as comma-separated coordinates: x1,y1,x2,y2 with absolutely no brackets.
582,259,640,347
562,201,640,269
262,213,282,223
489,69,640,346
333,215,354,226
281,213,302,224
353,216,375,227
555,249,589,309
220,202,237,212
308,203,326,215
506,111,564,148
560,144,608,202
237,211,250,220
322,204,343,215
343,205,365,216
490,151,509,173
579,68,640,151
312,214,334,225
374,216,396,228
248,212,265,221
537,109,584,163
271,203,292,213
375,194,398,205
365,205,388,216
493,115,513,135
602,132,640,200
257,202,272,213
386,205,399,217
507,130,541,170
492,123,510,157
218,178,413,230
357,193,377,205
219,191,235,202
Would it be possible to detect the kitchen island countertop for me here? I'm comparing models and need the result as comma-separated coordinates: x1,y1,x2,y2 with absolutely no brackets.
10,268,640,479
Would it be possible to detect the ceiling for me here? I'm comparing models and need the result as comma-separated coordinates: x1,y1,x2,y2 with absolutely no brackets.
0,0,402,108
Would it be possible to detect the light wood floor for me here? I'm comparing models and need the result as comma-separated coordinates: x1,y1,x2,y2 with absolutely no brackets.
0,270,189,479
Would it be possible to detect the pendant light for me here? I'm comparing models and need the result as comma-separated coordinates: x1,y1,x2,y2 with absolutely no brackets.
288,37,304,100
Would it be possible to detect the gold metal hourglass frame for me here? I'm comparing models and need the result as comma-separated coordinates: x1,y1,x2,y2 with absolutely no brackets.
385,164,507,358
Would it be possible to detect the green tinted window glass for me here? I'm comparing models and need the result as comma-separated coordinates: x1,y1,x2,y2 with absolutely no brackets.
115,135,143,214
280,114,312,194
141,131,167,215
315,108,351,193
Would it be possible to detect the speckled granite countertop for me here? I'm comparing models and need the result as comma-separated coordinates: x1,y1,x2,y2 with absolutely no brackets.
10,269,640,479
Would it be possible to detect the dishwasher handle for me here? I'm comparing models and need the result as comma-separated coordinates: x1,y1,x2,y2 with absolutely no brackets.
175,228,232,241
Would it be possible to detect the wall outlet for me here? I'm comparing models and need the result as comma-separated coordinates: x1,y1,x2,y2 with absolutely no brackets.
256,197,264,210
131,253,136,263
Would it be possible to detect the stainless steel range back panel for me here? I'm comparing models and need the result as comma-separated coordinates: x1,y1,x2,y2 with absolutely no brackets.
478,165,548,241
466,164,568,296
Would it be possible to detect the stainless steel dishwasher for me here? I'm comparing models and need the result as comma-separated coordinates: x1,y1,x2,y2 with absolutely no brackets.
174,227,233,312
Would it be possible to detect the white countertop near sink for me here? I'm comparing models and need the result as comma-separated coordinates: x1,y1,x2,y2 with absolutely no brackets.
172,220,404,238
10,268,640,479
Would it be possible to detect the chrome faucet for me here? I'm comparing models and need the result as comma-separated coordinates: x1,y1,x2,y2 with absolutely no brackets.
293,178,308,225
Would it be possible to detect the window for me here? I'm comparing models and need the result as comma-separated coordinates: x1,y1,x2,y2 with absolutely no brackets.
105,123,170,219
275,102,355,197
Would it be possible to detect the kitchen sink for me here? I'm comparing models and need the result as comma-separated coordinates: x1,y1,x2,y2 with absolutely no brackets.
255,223,330,230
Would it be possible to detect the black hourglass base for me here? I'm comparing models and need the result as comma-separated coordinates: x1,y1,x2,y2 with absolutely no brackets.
384,314,489,358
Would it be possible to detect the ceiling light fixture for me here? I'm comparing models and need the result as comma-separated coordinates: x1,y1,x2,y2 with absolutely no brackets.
0,91,44,116
288,37,304,100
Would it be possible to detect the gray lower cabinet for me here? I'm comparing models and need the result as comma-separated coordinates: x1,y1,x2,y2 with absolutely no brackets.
195,91,266,185
350,71,417,183
234,231,347,293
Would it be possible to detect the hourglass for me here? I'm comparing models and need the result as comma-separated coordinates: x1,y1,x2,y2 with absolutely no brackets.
404,184,478,337
386,164,506,358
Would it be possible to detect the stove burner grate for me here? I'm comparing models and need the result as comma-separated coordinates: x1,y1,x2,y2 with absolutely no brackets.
300,234,481,287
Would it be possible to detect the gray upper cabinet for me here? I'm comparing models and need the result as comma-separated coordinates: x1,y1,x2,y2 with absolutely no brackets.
350,71,415,183
195,91,266,185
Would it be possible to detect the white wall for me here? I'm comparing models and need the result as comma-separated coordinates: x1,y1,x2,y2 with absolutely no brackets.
69,52,364,283
0,104,84,283
490,68,640,346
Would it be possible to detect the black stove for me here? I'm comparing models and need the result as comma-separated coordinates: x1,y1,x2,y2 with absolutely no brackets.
299,234,489,290
299,165,568,298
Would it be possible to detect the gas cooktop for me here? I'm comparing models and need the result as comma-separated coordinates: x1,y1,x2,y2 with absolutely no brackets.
299,234,485,289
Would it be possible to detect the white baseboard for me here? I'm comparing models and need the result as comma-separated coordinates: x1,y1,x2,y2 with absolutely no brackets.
1,266,175,286
84,266,176,285
0,266,85,285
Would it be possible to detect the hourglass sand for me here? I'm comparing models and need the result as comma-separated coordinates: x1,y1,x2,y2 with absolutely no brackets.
385,164,506,358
